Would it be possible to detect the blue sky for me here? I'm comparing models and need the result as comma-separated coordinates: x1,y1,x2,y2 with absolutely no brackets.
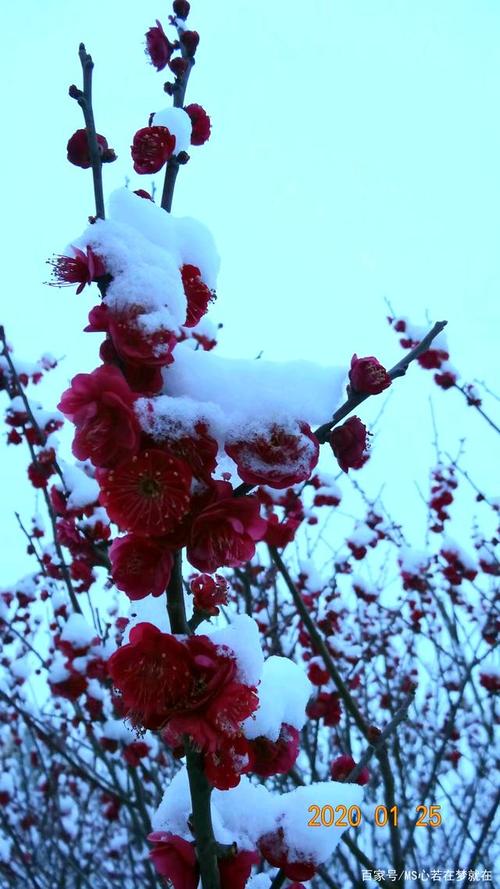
2,0,499,581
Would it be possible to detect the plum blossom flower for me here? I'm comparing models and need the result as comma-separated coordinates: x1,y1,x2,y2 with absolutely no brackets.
181,264,215,327
58,365,141,468
131,126,176,174
48,246,106,295
349,354,391,395
330,753,370,785
184,103,211,145
247,723,300,778
190,573,229,615
187,488,267,572
109,534,174,600
145,20,174,71
329,417,368,473
226,422,319,489
67,129,115,168
108,623,258,744
98,449,192,536
259,828,316,881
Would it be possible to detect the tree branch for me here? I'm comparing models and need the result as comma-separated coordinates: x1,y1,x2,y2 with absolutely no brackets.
69,44,105,220
314,320,448,443
161,37,195,212
347,693,414,782
269,545,370,740
185,743,221,889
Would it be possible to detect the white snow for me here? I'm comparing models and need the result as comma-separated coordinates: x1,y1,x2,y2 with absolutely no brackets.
60,613,96,649
208,614,264,687
275,781,364,864
55,461,99,510
152,770,362,866
243,655,312,741
124,594,171,639
246,877,272,889
135,394,226,444
163,344,344,427
152,107,192,154
108,188,220,289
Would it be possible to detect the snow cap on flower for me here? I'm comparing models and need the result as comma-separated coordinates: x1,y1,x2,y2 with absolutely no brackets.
152,107,192,154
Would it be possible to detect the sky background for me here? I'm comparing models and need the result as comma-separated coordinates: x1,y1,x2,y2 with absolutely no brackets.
1,0,499,584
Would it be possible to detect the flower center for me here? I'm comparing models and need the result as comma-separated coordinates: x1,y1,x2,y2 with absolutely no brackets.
139,476,161,497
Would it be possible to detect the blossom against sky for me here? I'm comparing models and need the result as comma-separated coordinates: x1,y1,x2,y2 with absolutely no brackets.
2,0,500,579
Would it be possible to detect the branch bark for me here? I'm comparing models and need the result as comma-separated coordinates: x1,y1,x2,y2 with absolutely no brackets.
313,320,448,444
69,44,106,220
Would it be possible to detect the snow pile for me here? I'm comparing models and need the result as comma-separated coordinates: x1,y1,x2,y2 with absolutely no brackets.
163,343,345,428
152,770,363,864
208,614,264,687
54,461,99,510
275,781,363,863
398,546,430,574
60,613,96,649
243,655,312,741
135,394,226,444
109,187,220,289
152,107,192,154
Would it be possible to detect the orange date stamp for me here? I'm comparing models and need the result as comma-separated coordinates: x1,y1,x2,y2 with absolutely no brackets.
307,804,442,828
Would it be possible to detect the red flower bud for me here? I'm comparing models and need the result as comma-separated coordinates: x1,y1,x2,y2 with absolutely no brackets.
330,753,370,785
169,57,189,78
180,30,199,56
349,354,391,395
131,126,176,174
184,103,211,145
329,417,368,473
173,0,190,18
67,129,110,169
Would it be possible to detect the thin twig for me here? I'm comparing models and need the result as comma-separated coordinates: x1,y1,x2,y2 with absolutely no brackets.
161,34,195,211
347,693,414,782
269,545,370,740
314,320,448,443
69,44,105,220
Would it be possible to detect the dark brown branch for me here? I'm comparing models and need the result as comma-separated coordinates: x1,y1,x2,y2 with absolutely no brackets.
377,746,405,885
161,40,195,212
185,743,221,889
341,834,394,889
233,321,448,496
464,787,500,879
168,556,220,889
314,320,448,443
347,693,414,783
454,383,500,435
269,545,370,740
69,44,105,220
167,549,189,635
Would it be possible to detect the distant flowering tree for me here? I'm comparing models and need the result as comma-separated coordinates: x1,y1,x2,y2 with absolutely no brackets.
0,4,498,889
